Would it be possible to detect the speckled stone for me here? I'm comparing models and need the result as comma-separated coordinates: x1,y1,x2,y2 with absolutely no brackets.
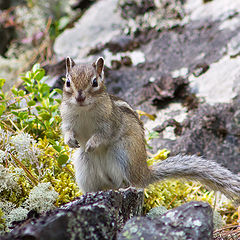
118,201,213,240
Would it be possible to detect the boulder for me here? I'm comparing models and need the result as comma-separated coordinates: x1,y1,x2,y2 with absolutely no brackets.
54,0,126,59
118,201,213,240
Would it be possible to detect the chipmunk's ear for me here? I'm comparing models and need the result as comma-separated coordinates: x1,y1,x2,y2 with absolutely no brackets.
66,56,75,74
93,57,104,76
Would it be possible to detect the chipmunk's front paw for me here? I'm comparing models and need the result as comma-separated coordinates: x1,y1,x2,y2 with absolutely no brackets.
68,138,80,148
85,138,98,152
65,133,80,148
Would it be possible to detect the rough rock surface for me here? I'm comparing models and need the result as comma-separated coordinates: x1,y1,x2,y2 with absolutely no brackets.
2,188,144,240
118,201,213,240
54,0,126,59
152,96,240,173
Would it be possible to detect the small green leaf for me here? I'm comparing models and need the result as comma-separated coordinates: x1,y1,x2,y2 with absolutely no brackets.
25,86,33,93
58,154,69,165
53,88,63,95
21,77,31,84
39,112,51,120
19,112,28,120
27,100,36,107
11,111,19,117
0,104,6,115
55,99,61,104
49,117,55,125
11,87,18,96
39,83,50,95
32,63,41,73
0,79,5,89
25,71,32,79
50,105,58,112
36,106,42,111
53,145,62,152
34,69,45,81
18,90,25,97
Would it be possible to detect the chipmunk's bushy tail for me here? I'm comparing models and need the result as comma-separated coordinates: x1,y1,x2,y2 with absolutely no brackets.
148,155,240,204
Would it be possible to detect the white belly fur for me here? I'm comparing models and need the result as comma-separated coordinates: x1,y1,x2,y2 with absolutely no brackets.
72,143,128,193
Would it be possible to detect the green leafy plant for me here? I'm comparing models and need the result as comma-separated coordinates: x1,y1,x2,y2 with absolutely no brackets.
0,64,69,165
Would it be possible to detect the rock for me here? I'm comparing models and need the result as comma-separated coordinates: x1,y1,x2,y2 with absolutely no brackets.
117,0,156,19
71,0,95,10
166,100,240,173
121,56,132,66
111,60,122,70
189,56,240,104
187,0,240,23
3,188,144,240
106,35,139,53
54,0,126,59
118,201,213,240
129,75,188,107
0,25,15,56
103,49,145,68
192,63,209,77
228,32,240,58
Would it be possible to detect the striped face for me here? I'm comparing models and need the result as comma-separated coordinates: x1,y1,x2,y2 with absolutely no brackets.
63,57,105,107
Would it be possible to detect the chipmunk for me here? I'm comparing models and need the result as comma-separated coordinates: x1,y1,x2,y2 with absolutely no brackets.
60,57,240,203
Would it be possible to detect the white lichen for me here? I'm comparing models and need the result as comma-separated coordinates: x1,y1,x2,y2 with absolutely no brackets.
23,182,59,213
6,207,29,227
0,166,20,193
0,201,16,217
147,205,168,218
0,150,5,163
213,210,225,230
9,132,40,162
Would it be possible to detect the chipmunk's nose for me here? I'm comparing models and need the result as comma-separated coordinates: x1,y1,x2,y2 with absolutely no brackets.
76,90,86,103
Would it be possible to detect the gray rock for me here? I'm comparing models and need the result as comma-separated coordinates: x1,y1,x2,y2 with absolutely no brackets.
189,55,240,104
117,0,156,19
228,32,240,58
118,201,213,240
0,25,15,56
3,188,144,240
151,96,240,173
54,0,126,59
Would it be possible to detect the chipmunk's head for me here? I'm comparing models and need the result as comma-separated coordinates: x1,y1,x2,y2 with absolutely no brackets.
63,57,105,107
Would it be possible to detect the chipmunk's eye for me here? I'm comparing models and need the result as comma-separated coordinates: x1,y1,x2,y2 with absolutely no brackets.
66,78,71,87
92,78,98,87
